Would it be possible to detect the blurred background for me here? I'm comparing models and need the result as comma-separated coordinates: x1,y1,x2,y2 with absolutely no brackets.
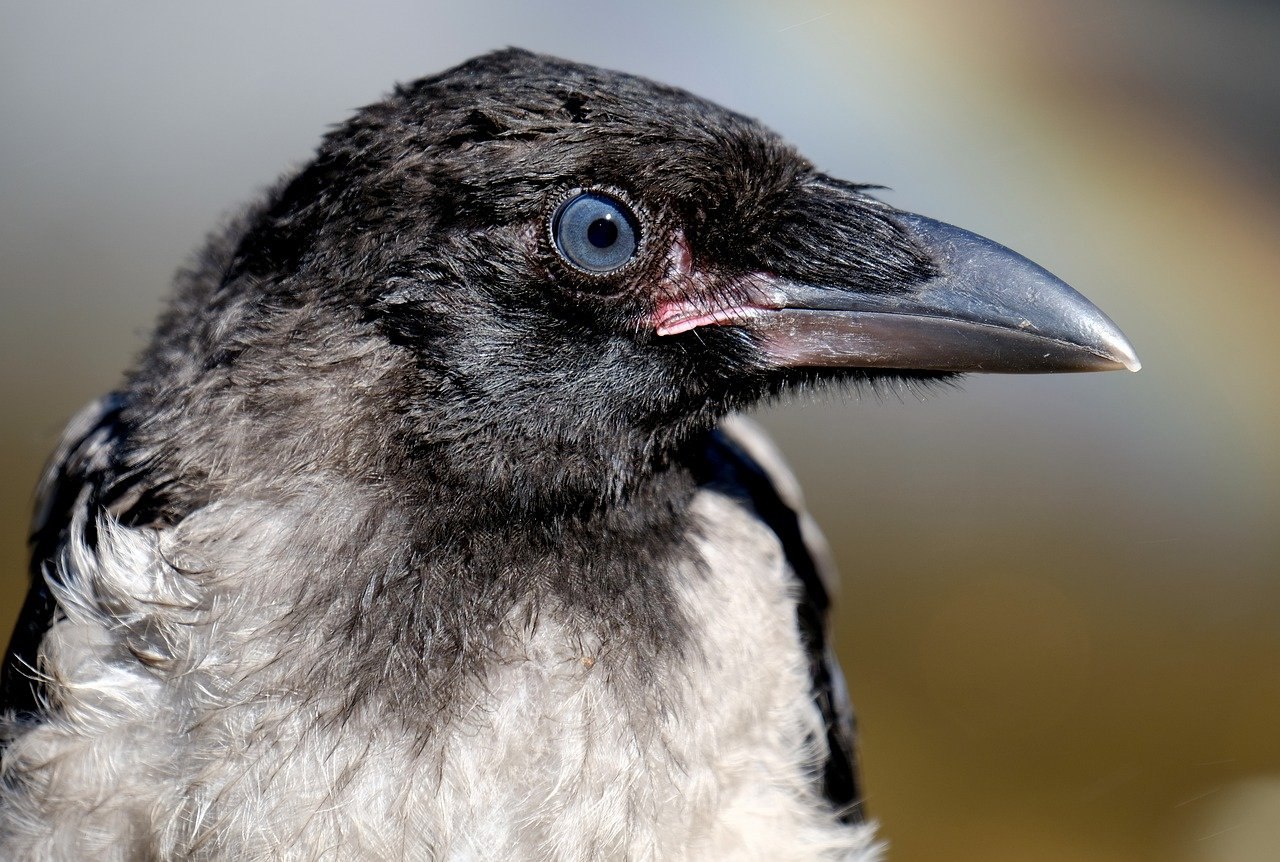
2,1,1277,859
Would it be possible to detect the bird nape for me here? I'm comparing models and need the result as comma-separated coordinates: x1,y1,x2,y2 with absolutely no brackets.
0,49,1137,861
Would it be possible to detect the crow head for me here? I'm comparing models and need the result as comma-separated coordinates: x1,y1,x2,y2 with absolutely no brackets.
136,49,1137,517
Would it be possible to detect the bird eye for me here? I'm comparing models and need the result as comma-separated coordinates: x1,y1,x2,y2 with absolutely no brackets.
552,191,639,274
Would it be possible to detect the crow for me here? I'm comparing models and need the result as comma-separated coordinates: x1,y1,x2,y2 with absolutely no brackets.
0,49,1138,860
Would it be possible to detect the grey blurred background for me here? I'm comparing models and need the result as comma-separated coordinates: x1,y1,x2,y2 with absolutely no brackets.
2,1,1278,860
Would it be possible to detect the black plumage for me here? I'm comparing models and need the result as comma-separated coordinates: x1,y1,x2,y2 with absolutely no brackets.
0,49,1136,858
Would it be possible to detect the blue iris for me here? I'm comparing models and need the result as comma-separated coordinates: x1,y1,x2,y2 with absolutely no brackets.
552,191,639,273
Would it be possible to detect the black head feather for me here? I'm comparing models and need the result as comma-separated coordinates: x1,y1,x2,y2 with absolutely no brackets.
128,48,935,522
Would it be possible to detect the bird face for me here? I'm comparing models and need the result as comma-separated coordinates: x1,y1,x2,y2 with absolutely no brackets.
206,49,1136,507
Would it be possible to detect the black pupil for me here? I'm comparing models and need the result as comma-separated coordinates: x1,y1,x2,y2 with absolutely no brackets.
587,217,618,248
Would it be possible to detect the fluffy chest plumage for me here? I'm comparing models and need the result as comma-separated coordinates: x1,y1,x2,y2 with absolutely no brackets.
0,487,875,861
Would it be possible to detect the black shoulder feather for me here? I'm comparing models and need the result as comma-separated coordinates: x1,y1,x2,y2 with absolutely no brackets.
696,418,863,822
2,396,135,718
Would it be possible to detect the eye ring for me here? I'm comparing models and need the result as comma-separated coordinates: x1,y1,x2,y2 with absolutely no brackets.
550,189,641,274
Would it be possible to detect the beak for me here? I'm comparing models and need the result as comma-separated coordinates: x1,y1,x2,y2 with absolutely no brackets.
749,213,1141,373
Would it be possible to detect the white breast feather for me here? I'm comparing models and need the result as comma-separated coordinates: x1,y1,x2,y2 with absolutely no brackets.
0,485,879,861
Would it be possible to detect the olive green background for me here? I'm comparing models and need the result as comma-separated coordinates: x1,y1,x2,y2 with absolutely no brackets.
3,2,1278,860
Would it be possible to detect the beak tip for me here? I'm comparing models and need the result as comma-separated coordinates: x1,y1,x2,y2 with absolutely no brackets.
1094,324,1142,373
897,213,1144,375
